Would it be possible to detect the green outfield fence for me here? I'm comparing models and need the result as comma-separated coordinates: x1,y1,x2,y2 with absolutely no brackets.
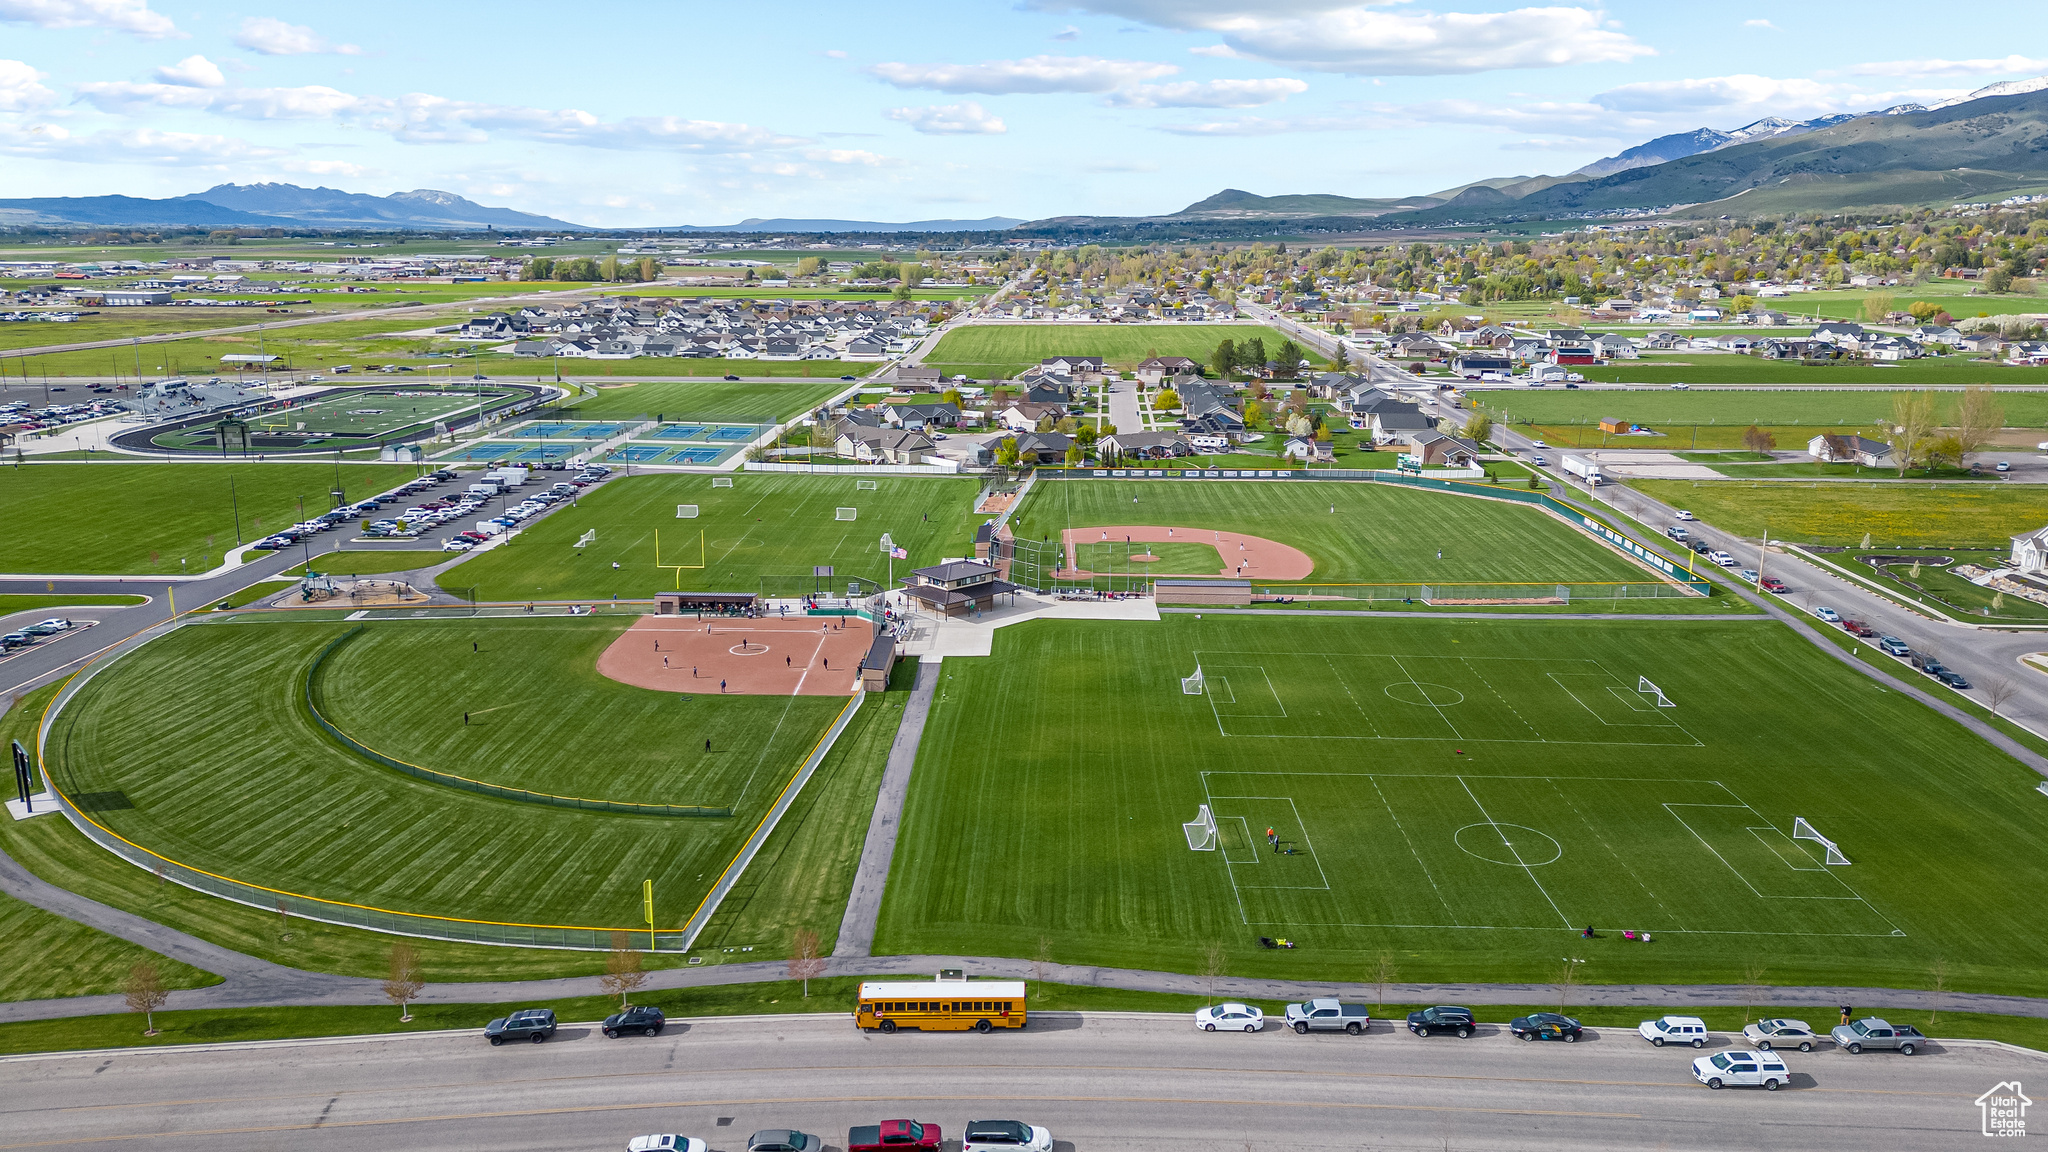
305,626,732,818
1239,581,1695,604
1032,467,1714,596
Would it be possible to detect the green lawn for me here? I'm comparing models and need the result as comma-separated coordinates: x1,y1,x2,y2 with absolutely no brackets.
1809,546,2048,622
1628,479,2048,546
1074,540,1224,576
41,617,847,930
449,473,984,602
874,613,2048,995
478,356,880,380
0,890,217,1003
0,593,148,615
924,324,1314,378
552,378,852,423
1560,358,2048,388
0,462,418,575
1013,479,1656,589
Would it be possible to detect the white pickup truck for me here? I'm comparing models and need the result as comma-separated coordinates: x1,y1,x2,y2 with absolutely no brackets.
1284,999,1371,1035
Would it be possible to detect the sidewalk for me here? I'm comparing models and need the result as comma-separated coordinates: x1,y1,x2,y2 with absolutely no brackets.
893,590,1158,659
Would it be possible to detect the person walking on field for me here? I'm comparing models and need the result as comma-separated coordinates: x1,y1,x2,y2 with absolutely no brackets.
720,679,727,693
663,656,669,669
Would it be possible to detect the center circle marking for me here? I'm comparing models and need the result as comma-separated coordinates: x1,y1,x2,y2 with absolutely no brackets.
728,643,769,656
1383,681,1466,707
1453,822,1562,867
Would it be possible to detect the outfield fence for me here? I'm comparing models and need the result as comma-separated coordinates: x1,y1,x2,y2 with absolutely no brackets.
1238,581,1697,604
305,626,733,818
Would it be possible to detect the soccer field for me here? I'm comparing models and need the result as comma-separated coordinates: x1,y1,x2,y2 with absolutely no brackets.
149,386,525,452
875,614,2048,992
923,324,1311,378
449,473,984,602
42,617,848,932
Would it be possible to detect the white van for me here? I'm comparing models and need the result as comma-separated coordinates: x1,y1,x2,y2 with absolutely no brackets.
467,481,500,499
1692,1049,1788,1090
1639,1015,1708,1048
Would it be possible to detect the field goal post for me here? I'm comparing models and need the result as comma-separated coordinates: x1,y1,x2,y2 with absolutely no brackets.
676,504,698,518
1792,817,1851,865
711,476,733,488
1181,664,1205,695
855,479,879,491
1637,676,1675,708
1183,804,1218,851
836,507,858,521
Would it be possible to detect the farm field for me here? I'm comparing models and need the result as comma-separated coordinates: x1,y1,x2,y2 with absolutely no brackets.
1014,479,1662,589
1628,479,2048,546
449,472,983,602
874,613,2048,992
0,461,416,575
1476,386,2048,429
924,323,1314,378
41,616,849,931
555,378,852,423
1562,358,2048,388
0,891,217,1003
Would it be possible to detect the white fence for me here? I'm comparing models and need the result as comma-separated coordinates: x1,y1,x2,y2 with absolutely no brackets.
746,460,963,475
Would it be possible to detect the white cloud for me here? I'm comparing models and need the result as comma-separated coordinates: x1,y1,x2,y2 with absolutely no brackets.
0,121,283,165
152,54,225,89
0,0,179,39
0,58,56,110
1742,18,1774,29
1156,113,1368,136
803,147,890,165
1105,77,1306,107
75,80,363,118
1592,74,1843,113
822,49,848,59
1023,2,1651,76
278,157,377,179
1849,55,2048,78
1500,136,1604,151
1052,24,1080,40
886,101,1008,134
868,54,1177,94
231,17,361,56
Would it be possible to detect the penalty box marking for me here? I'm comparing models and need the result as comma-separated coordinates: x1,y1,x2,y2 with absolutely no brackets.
1200,790,1332,892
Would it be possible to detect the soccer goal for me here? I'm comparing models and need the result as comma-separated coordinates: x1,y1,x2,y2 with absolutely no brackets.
856,479,879,491
1181,664,1205,695
1792,817,1850,865
575,529,595,548
676,504,698,519
836,507,858,521
711,476,734,488
1183,804,1218,851
1637,676,1676,708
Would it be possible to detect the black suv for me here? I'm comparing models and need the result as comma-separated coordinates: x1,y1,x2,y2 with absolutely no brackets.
484,1008,557,1045
1407,1005,1475,1037
1508,1012,1582,1042
603,1004,666,1038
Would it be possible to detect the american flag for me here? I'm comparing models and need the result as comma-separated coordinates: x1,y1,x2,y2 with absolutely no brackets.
891,547,908,559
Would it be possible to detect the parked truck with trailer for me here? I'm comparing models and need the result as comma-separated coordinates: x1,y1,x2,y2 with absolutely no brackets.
1561,454,1605,486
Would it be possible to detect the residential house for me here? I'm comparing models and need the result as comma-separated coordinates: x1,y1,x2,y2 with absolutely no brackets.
1040,355,1106,380
1099,431,1192,460
1811,321,1868,348
1451,352,1513,378
1807,433,1892,467
1008,430,1073,464
1959,332,2005,353
1408,431,1483,467
880,401,960,430
2012,526,2048,575
1135,356,1200,384
1588,333,1638,359
1913,325,1963,346
997,401,1067,432
835,426,934,465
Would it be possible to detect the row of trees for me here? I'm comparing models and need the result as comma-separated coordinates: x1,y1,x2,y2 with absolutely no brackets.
1885,386,2005,475
1208,336,1307,380
522,256,662,283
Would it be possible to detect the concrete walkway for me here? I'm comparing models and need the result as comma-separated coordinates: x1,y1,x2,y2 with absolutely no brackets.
832,660,942,957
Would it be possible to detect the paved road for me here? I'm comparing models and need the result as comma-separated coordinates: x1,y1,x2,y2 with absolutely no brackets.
0,1013,2031,1150
834,661,941,958
1105,377,1141,435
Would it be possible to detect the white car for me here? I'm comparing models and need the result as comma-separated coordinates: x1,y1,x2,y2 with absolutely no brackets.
1195,1002,1265,1032
961,1120,1053,1152
1670,382,1691,390
31,617,73,632
441,539,475,552
1531,440,1549,448
627,1138,707,1152
1708,550,1736,567
1692,1049,1788,1090
1744,1018,1826,1053
1674,509,1695,521
1815,606,1841,624
1640,1015,1708,1048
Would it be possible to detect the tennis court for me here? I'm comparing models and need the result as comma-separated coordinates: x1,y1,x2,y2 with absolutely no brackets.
608,444,669,462
664,446,726,464
512,445,576,462
652,424,708,440
441,442,528,461
708,425,758,441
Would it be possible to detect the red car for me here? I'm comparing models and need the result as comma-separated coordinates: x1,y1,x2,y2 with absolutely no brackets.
1842,619,1877,637
848,1120,941,1152
1759,577,1788,593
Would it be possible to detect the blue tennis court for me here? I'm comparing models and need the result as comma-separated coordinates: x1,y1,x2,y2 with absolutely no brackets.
571,422,623,438
523,422,578,437
440,442,526,461
652,424,707,439
607,444,668,462
512,445,573,462
708,425,755,441
664,446,726,464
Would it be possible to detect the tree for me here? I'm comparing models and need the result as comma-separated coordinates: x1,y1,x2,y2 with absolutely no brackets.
1740,425,1776,454
1032,935,1055,995
1861,292,1894,323
1074,422,1100,448
1209,339,1237,379
1332,344,1350,373
1555,957,1584,1013
1888,390,1938,476
1371,951,1397,1012
1242,337,1267,373
1201,941,1227,1006
600,930,648,1008
1153,387,1181,411
1984,674,2019,719
1464,410,1494,444
796,256,824,278
786,927,826,998
122,962,168,1036
994,436,1020,468
1928,956,1950,1026
1988,267,2015,293
941,388,964,408
1275,339,1305,375
1285,412,1313,437
1953,384,2004,460
383,940,424,1022
1740,960,1769,1025
1064,441,1085,467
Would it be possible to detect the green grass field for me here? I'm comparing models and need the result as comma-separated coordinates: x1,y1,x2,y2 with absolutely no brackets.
0,891,217,1003
450,473,983,602
1817,546,2048,622
1478,386,2048,430
874,613,2048,994
924,324,1313,378
1561,358,2048,388
0,593,147,616
0,462,417,575
42,617,846,930
1628,479,2048,546
1013,479,1658,588
552,378,852,422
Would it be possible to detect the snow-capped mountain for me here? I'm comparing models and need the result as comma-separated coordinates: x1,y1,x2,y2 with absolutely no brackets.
1931,74,2048,110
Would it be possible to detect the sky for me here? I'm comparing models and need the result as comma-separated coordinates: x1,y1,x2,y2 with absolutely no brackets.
2,0,2045,227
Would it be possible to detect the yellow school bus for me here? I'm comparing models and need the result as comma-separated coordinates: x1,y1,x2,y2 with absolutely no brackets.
854,980,1027,1033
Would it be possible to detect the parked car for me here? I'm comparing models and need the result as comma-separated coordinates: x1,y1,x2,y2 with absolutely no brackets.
602,1004,665,1038
1195,1002,1264,1032
1997,460,2011,472
1937,668,1974,689
1707,550,1736,567
960,1121,1052,1152
1508,1012,1582,1042
1690,541,1713,556
848,1119,940,1152
1760,577,1788,593
1831,1017,1925,1055
441,539,475,552
1744,1018,1824,1052
746,1131,822,1152
1737,568,1759,583
1693,1049,1788,1090
1843,619,1877,638
1284,999,1371,1035
23,618,73,635
1878,636,1911,657
724,373,742,381
1674,509,1695,520
1407,1006,1475,1038
484,1008,556,1045
629,1138,706,1152
1638,1015,1708,1048
1815,607,1841,623
1670,382,1691,390
2,632,34,649
1666,526,1689,540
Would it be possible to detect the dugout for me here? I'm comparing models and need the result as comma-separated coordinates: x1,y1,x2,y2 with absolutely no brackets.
655,591,758,615
858,630,897,692
1155,579,1251,606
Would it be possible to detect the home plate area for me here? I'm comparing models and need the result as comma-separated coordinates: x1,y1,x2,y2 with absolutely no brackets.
1198,771,1899,938
595,616,871,695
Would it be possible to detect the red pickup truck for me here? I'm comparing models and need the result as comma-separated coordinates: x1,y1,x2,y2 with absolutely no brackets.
848,1120,940,1152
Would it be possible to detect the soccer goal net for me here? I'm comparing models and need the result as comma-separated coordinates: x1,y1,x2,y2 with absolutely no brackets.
711,476,734,488
856,479,879,491
836,507,859,521
1792,817,1850,865
1637,676,1676,708
676,504,698,519
1181,664,1205,695
575,529,596,548
1183,804,1218,851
